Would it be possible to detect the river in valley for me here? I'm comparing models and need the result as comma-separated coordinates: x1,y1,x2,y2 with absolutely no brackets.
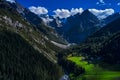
59,74,70,80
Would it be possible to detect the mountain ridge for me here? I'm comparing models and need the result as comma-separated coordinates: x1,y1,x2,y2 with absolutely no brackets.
49,9,101,43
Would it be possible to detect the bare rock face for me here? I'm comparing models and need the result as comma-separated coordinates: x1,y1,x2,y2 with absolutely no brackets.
1,15,26,29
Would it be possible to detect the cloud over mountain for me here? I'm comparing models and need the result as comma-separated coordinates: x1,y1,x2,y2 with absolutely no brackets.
53,9,71,19
6,0,15,3
29,6,48,15
89,9,114,19
28,6,114,20
54,8,114,19
71,8,84,16
53,8,84,19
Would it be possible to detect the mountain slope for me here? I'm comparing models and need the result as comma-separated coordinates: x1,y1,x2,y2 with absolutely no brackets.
50,10,100,43
101,13,120,27
64,14,120,63
100,32,120,65
0,0,67,63
0,30,62,80
91,17,120,38
65,10,100,43
0,1,65,80
10,0,67,45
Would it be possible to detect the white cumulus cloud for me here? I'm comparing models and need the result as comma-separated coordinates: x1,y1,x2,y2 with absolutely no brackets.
117,2,120,6
53,8,84,19
89,9,114,19
100,0,105,4
53,9,71,19
6,0,15,3
96,0,105,5
71,8,84,16
29,6,48,15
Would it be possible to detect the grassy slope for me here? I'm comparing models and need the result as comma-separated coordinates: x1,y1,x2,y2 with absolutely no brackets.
67,57,120,80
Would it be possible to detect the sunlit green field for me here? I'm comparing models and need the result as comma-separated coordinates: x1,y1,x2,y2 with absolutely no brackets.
67,57,120,80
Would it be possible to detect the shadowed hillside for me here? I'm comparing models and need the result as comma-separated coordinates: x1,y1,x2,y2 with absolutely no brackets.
0,30,62,80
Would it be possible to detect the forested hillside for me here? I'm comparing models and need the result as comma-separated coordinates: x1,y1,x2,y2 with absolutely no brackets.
0,30,63,80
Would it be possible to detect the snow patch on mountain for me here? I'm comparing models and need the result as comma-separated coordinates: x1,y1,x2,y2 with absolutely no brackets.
51,41,70,49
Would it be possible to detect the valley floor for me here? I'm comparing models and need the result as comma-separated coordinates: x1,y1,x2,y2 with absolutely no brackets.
67,57,120,80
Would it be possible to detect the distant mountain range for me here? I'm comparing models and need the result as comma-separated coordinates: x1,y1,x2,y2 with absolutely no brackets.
47,10,100,43
8,0,120,44
46,9,120,44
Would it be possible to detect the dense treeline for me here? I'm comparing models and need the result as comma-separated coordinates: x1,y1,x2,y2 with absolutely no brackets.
100,32,120,65
58,55,85,78
0,30,62,80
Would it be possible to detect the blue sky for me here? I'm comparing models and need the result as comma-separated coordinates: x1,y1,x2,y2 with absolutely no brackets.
12,0,120,19
16,0,120,12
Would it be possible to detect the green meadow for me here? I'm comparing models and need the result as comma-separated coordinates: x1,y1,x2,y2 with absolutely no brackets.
67,57,120,80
